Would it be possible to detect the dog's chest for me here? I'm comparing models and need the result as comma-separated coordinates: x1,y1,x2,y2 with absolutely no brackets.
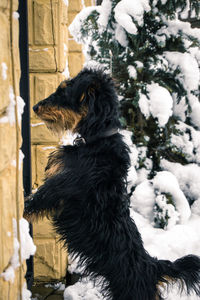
45,146,78,179
45,151,64,179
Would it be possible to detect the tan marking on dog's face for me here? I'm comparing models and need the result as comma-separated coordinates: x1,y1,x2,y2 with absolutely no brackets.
35,105,88,136
59,81,67,89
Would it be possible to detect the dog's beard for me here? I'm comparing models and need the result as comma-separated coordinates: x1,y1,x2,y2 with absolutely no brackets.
36,105,88,136
35,107,79,136
34,103,88,140
44,120,65,137
44,119,79,138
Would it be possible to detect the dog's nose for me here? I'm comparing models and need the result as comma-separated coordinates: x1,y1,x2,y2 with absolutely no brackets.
33,104,39,113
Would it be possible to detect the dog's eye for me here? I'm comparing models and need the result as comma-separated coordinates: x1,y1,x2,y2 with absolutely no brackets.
56,86,66,97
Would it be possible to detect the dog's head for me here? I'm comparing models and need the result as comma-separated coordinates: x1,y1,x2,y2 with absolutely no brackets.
33,68,120,137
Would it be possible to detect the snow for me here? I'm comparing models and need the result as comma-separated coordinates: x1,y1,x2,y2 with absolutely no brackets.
0,218,36,283
69,0,150,44
97,0,112,32
63,0,68,6
1,62,7,80
138,93,150,118
133,210,200,290
64,277,103,300
19,218,36,261
179,0,190,19
135,60,143,69
128,65,137,79
62,58,70,79
115,24,128,47
83,59,105,71
191,199,200,216
64,43,68,54
148,84,173,126
155,13,200,47
164,52,199,92
156,16,200,45
81,0,85,8
170,121,200,164
121,130,138,189
11,149,25,170
114,0,150,35
161,0,167,4
42,146,56,150
131,180,155,220
29,48,49,52
139,84,173,126
131,170,191,227
69,7,100,43
190,101,200,129
17,96,25,123
0,86,16,125
13,12,19,19
153,171,191,224
1,219,20,283
161,159,200,205
63,42,70,78
173,95,187,122
189,47,200,66
45,282,65,291
1,265,16,283
22,282,32,300
154,194,180,229
0,87,25,125
188,94,200,129
31,122,45,127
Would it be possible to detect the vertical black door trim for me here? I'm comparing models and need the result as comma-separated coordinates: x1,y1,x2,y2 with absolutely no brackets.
18,0,34,290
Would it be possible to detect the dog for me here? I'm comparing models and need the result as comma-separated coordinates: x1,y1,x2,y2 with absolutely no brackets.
24,68,200,299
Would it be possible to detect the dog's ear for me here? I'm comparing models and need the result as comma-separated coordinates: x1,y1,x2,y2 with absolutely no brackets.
79,81,98,103
76,70,120,133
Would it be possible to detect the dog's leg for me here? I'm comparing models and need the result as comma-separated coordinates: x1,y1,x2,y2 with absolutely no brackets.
23,170,75,222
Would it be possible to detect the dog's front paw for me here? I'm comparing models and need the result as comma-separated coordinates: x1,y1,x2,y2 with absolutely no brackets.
23,195,35,222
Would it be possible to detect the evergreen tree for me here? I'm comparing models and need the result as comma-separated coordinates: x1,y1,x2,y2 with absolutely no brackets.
69,0,200,229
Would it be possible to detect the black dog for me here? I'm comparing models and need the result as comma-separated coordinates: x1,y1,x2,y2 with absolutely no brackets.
24,68,200,300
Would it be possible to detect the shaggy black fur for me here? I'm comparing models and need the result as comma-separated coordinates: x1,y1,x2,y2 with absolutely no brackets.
24,68,200,300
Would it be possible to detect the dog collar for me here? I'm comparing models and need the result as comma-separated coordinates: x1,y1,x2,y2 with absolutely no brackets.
73,128,119,146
